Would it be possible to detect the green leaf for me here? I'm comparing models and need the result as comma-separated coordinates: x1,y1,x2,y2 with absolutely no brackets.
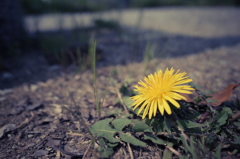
204,133,219,151
208,108,230,133
164,116,172,135
97,146,113,158
90,119,119,143
177,120,203,129
90,118,146,147
122,96,133,108
120,133,146,147
189,136,198,159
145,118,164,132
215,109,229,126
233,121,240,130
144,133,165,145
180,134,190,152
163,148,172,159
131,120,153,132
112,118,132,130
223,107,232,115
214,144,221,159
105,108,122,117
233,135,240,144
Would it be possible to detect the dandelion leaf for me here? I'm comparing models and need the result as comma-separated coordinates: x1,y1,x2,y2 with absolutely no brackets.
177,120,203,129
144,133,165,145
163,148,172,159
97,146,113,158
131,120,153,132
122,96,133,108
90,119,119,143
119,133,146,146
111,118,132,130
189,136,198,159
214,144,221,159
164,116,172,135
213,107,231,127
145,118,164,132
90,118,146,147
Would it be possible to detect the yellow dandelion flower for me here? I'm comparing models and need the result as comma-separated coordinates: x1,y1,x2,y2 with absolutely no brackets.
131,68,194,119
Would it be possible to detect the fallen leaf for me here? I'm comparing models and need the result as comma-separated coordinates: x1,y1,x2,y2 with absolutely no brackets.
209,83,240,106
181,83,240,107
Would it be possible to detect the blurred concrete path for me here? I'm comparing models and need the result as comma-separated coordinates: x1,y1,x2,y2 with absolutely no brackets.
24,7,240,38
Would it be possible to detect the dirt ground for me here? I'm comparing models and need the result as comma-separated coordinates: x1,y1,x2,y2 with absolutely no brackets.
1,7,240,159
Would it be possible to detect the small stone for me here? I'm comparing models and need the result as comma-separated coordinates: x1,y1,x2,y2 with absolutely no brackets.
28,134,33,138
30,84,38,92
26,143,35,148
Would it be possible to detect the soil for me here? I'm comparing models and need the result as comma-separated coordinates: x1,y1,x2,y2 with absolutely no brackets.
1,7,240,159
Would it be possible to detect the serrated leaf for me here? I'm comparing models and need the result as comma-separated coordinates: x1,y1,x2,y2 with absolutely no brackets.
144,133,165,145
90,118,146,147
222,107,232,115
214,110,229,127
90,119,119,143
131,120,153,132
177,120,203,129
111,118,132,130
120,132,146,146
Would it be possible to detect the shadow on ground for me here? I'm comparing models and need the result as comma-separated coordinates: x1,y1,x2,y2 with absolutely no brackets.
0,26,240,89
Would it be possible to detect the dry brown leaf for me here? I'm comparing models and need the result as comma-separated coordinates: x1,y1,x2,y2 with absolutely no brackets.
180,83,240,107
208,83,240,106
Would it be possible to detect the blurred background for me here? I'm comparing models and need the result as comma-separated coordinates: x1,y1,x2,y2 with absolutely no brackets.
0,0,240,88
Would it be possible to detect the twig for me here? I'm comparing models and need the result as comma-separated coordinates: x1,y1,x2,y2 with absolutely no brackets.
115,87,128,112
229,111,240,122
166,145,182,157
194,88,215,117
127,143,134,159
83,142,92,159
